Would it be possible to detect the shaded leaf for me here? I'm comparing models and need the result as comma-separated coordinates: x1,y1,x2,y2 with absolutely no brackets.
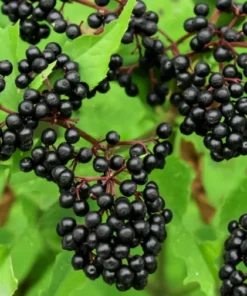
0,245,18,296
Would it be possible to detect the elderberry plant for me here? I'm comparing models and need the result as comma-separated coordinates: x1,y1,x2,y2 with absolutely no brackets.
2,0,247,296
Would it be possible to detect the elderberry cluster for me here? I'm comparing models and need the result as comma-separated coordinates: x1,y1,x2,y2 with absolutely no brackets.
0,41,115,161
1,0,85,42
170,56,247,161
169,0,247,161
0,60,13,92
219,214,247,296
1,0,127,44
19,122,173,290
107,0,169,104
121,0,159,44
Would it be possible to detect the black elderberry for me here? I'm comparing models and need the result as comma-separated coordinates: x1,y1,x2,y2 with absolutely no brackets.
20,157,33,172
120,180,137,197
66,24,81,39
42,49,56,63
216,0,232,11
114,198,132,219
46,10,63,25
106,131,120,145
110,155,124,170
104,13,118,24
59,101,73,117
77,147,92,163
57,143,73,164
53,19,67,33
54,78,71,94
15,74,30,89
73,200,89,216
95,0,110,6
59,192,76,208
45,42,62,56
41,128,57,146
85,211,102,229
64,128,80,144
156,123,172,139
93,157,109,173
194,3,209,16
57,217,76,237
0,78,6,92
0,60,13,76
88,13,104,29
72,254,86,270
213,46,233,63
97,193,114,209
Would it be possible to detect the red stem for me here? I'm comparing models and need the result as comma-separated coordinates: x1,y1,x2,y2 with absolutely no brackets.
231,42,247,48
0,104,16,114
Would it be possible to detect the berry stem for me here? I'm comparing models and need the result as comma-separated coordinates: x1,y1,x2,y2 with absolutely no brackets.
209,9,222,24
41,118,98,145
176,32,195,45
228,15,239,28
135,34,142,57
158,28,174,44
158,29,180,56
0,104,15,114
149,68,157,91
0,122,6,128
120,64,139,74
75,176,106,182
231,42,247,48
110,138,156,146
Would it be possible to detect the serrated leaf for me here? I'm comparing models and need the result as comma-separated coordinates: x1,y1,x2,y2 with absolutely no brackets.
169,219,216,296
0,245,18,296
63,0,136,89
151,155,217,295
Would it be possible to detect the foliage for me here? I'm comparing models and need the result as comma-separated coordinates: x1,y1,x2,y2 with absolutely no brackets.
1,0,247,296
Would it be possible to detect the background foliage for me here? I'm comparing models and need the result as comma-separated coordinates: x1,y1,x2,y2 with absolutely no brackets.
1,0,247,295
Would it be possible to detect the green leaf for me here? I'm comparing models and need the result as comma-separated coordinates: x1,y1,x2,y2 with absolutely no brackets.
0,198,43,282
218,175,247,232
38,203,74,253
10,170,58,211
40,252,93,296
0,245,18,296
0,16,9,29
145,0,195,51
41,251,148,296
169,218,216,296
150,155,195,216
63,0,136,89
75,82,160,140
151,155,217,295
203,154,247,209
0,23,21,112
0,166,9,198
